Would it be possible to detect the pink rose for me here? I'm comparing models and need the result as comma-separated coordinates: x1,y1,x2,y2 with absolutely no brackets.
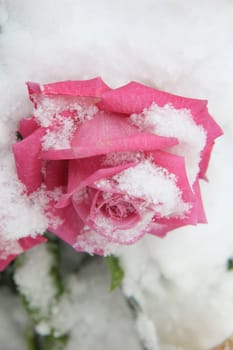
10,77,222,260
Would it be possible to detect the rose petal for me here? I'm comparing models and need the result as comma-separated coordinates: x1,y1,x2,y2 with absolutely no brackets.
44,160,68,190
0,235,47,272
98,81,208,115
40,149,77,160
192,179,207,223
48,204,84,246
42,77,110,97
71,111,178,158
19,117,39,138
151,150,195,204
12,128,45,193
19,235,47,250
195,109,223,178
0,254,16,271
56,157,135,208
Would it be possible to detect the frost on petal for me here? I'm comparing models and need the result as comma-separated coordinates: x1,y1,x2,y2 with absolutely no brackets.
71,111,177,158
12,128,45,193
90,210,154,244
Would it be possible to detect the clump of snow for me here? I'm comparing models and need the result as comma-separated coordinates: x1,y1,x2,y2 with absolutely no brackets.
0,238,22,260
131,103,206,185
0,288,28,350
14,244,58,316
33,96,98,150
136,312,161,350
114,159,190,218
0,151,48,242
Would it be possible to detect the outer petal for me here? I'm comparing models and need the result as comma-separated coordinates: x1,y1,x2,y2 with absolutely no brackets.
194,108,223,179
98,81,223,179
151,150,195,205
18,117,39,138
98,81,208,115
43,160,68,190
48,204,84,246
12,128,45,193
27,77,110,101
70,111,178,158
19,235,47,250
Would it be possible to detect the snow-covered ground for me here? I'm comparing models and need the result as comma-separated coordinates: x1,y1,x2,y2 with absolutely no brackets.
0,0,233,349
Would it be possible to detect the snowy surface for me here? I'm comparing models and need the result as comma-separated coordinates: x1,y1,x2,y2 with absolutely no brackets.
0,288,28,350
0,0,233,349
51,258,142,350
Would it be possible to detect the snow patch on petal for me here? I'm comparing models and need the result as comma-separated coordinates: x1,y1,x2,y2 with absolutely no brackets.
33,95,98,150
131,103,206,185
113,159,190,218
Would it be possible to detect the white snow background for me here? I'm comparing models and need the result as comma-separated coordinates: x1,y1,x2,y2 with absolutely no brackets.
0,0,233,349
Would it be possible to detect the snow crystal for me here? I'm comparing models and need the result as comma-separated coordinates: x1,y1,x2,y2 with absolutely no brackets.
114,159,190,218
33,96,98,150
131,103,206,185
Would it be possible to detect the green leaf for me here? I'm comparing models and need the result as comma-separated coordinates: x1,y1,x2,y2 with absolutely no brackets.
43,334,69,350
106,256,124,291
227,258,233,270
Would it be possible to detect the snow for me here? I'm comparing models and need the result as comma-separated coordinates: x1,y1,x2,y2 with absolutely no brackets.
131,103,206,185
114,159,190,217
0,152,48,241
0,288,28,350
0,0,233,349
32,95,98,150
14,244,58,317
50,258,142,350
73,226,121,255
